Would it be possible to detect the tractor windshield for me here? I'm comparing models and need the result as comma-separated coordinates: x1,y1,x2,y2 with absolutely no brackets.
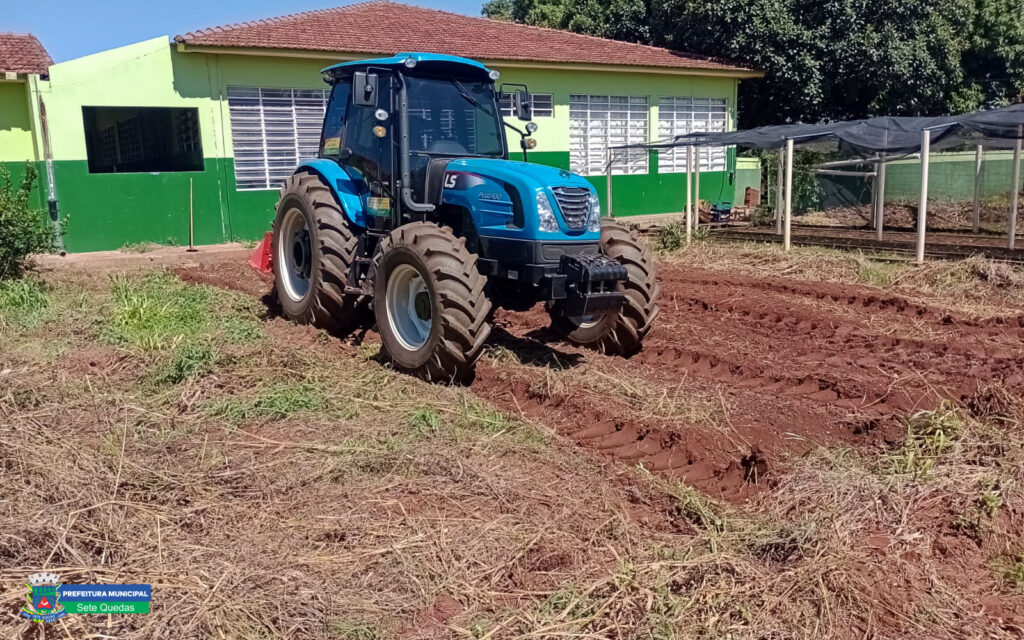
405,75,504,158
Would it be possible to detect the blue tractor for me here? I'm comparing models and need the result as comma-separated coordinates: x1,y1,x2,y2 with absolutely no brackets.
271,53,660,383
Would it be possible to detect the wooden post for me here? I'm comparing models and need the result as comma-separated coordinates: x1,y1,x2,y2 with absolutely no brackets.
1010,126,1022,250
606,148,614,218
972,144,984,234
776,147,784,235
783,138,794,251
917,129,931,264
876,153,887,241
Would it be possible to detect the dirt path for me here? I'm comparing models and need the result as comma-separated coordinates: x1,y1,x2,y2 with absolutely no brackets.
172,260,1024,500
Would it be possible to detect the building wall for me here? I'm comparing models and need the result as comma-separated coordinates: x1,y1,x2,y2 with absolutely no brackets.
28,38,743,252
0,78,47,211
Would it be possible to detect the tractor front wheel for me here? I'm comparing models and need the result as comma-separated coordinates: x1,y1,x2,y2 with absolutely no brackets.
550,220,660,356
372,222,491,384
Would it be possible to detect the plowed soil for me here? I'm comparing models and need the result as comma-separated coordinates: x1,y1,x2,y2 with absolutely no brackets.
173,259,1024,501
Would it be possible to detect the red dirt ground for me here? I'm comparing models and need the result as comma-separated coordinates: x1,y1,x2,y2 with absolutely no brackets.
171,260,1024,502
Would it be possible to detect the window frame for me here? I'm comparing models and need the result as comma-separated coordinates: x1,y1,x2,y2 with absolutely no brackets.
657,97,729,174
498,92,554,118
569,94,649,177
82,106,204,175
226,86,330,191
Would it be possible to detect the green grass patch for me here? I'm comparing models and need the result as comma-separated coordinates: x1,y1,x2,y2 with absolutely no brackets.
406,406,443,437
881,403,963,477
0,279,50,328
152,341,217,385
103,273,214,351
857,260,905,287
102,272,265,357
209,381,325,422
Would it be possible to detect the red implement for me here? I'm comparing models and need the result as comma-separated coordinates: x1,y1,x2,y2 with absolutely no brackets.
249,231,273,274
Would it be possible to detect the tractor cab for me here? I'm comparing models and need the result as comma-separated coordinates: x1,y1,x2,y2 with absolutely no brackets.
320,53,533,232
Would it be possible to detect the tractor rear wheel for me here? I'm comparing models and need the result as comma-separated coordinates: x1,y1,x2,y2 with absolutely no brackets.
550,220,660,356
372,222,491,384
272,171,363,333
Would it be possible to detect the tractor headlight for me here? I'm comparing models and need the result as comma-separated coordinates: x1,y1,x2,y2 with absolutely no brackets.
537,191,559,233
587,192,602,233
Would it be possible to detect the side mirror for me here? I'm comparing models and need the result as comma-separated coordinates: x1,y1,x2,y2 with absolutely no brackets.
512,89,532,121
353,72,378,107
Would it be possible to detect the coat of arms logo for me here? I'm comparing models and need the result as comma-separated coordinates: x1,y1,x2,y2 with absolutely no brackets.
22,573,67,623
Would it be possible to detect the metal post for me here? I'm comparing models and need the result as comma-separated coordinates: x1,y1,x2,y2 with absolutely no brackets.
876,153,887,241
972,144,984,234
685,145,693,243
783,138,794,251
776,148,784,235
1010,126,1022,250
606,149,614,218
187,178,197,253
694,146,701,230
917,129,931,264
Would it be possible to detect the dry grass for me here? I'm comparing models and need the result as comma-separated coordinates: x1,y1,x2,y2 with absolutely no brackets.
2,270,1023,639
662,241,1024,317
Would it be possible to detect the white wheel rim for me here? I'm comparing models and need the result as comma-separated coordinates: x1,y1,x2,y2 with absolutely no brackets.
386,264,432,350
278,207,312,302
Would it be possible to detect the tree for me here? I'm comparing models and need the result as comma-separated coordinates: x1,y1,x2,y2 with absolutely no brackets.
481,0,1024,126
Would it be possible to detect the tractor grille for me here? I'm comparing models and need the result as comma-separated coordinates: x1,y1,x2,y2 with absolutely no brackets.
551,187,591,230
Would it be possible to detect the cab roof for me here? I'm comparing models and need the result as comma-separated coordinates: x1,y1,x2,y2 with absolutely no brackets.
322,52,494,81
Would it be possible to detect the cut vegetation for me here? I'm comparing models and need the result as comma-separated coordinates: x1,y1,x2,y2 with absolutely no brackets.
2,240,1024,638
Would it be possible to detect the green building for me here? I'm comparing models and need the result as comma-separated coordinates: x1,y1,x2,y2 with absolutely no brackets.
1,2,759,253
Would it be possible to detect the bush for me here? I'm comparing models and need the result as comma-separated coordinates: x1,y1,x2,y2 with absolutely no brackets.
0,163,59,279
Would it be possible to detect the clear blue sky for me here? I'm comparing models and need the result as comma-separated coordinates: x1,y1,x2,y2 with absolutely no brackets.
7,0,486,63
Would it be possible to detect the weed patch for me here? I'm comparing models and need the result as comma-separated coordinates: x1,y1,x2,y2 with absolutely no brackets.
209,380,326,422
103,273,214,351
152,341,217,385
0,279,49,328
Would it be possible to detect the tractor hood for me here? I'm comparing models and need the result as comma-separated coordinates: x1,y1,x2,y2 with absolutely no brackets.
440,158,600,241
445,158,593,191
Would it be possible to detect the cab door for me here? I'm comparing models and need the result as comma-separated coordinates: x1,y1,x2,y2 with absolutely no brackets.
321,72,396,231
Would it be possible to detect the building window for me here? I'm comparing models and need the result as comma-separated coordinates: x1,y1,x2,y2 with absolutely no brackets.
499,93,554,118
82,107,203,174
658,97,728,174
227,87,329,190
569,95,648,176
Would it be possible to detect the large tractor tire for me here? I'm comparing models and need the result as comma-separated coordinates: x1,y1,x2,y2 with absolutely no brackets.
371,222,492,384
272,171,363,333
550,220,660,356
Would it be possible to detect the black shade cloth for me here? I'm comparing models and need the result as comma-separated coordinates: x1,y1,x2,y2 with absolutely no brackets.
617,105,1023,158
959,104,1024,140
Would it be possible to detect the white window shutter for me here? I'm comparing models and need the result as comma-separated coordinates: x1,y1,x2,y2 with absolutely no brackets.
227,86,329,190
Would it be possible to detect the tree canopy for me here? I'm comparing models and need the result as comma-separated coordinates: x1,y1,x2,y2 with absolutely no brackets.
481,0,1024,127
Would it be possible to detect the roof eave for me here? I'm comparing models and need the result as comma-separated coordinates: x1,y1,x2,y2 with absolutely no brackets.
175,42,762,79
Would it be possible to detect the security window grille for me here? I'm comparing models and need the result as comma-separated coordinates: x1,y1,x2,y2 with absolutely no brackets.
658,97,728,174
569,93,647,176
569,95,648,176
82,106,203,174
227,86,329,190
498,93,554,117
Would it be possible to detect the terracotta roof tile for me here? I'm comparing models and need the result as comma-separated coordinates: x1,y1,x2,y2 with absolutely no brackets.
175,1,754,75
0,33,52,77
